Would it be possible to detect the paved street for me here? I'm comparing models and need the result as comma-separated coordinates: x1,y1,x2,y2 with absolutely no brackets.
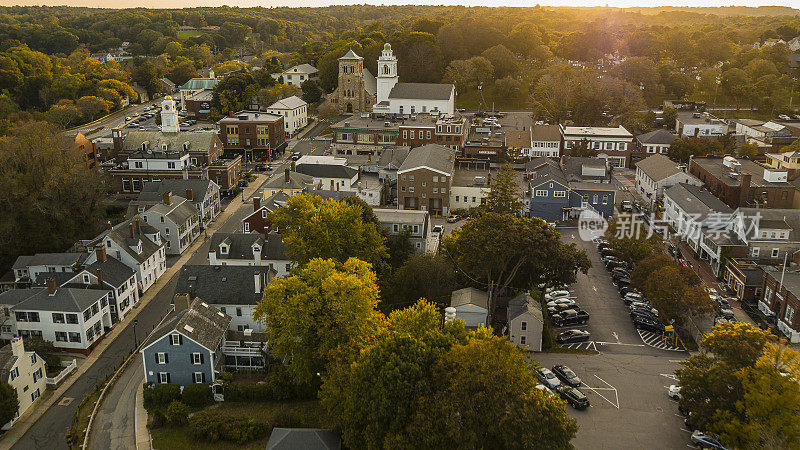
68,100,164,139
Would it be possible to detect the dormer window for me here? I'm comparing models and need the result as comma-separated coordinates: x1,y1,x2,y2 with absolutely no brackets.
161,143,168,151
253,244,261,252
183,142,190,151
83,274,90,284
220,244,228,255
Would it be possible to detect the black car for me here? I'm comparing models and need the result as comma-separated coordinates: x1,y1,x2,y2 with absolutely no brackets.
552,365,582,387
600,248,616,258
606,260,628,271
634,316,663,333
611,267,630,277
616,277,631,290
597,243,610,251
556,329,591,344
622,294,644,305
612,272,630,283
554,385,590,410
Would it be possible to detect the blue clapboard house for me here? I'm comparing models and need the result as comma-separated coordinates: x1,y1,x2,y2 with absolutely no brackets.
526,157,616,222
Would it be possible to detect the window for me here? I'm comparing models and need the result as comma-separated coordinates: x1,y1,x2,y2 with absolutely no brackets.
410,131,415,139
68,332,81,343
535,190,548,197
220,307,226,314
30,388,40,403
786,305,795,323
520,335,527,345
66,314,78,324
9,367,18,380
409,175,414,182
441,188,446,194
455,196,459,202
602,195,609,205
433,176,438,182
55,331,67,342
751,247,760,258
31,353,37,364
409,187,414,193
159,372,170,384
772,248,780,258
592,195,598,204
236,307,242,317
521,321,527,331
157,353,168,364
52,313,65,324
244,222,250,232
191,353,203,365
193,372,205,383
170,334,181,345
553,191,566,198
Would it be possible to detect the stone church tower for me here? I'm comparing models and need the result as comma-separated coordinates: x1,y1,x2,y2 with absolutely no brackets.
328,49,375,114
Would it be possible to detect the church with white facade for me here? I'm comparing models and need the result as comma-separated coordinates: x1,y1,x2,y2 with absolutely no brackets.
327,43,456,116
372,43,456,116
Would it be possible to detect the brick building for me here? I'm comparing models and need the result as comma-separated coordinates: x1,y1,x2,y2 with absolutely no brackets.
217,111,287,162
759,266,800,343
330,113,466,156
397,144,455,216
73,132,98,170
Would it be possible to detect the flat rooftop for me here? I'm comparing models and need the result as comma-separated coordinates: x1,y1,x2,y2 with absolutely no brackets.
690,156,792,188
218,111,282,123
562,126,632,138
452,168,491,188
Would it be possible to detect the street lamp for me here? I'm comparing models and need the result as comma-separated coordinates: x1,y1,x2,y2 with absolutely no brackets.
133,319,138,348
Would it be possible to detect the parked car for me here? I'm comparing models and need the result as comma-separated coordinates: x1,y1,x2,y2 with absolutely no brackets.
668,385,681,400
535,384,555,397
691,431,726,449
551,309,590,327
536,368,561,389
556,329,591,344
679,258,693,268
612,272,630,283
778,114,791,121
623,294,644,305
718,306,735,320
552,365,581,387
547,299,577,310
554,385,590,410
600,248,616,258
545,290,571,301
446,215,459,223
545,285,570,294
432,225,444,235
611,267,631,278
620,200,633,212
616,277,631,290
633,316,663,333
291,152,302,161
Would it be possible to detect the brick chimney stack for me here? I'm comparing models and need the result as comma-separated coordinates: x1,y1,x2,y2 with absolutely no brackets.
95,243,107,262
253,197,261,211
291,161,296,171
96,268,103,287
285,168,290,183
163,191,173,205
129,222,135,238
47,277,57,295
136,217,142,235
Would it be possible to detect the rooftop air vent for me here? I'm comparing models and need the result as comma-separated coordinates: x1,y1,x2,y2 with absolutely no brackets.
184,324,194,333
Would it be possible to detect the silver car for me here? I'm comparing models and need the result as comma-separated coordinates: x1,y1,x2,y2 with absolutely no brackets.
536,368,561,389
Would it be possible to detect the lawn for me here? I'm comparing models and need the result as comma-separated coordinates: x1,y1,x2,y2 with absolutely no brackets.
177,30,205,39
150,400,326,449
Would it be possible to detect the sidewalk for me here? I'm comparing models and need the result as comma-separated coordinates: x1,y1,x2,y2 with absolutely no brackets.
134,380,150,450
0,172,267,449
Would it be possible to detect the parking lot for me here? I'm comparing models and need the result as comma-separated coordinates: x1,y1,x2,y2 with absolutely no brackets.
530,230,696,448
122,105,213,132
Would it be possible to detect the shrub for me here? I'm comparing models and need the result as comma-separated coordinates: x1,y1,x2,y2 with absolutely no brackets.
189,411,270,444
165,401,189,426
181,383,212,407
143,383,181,410
224,366,317,402
150,410,166,429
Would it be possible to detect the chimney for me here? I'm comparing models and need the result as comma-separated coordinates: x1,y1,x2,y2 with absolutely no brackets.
95,243,107,262
253,197,261,211
291,161,296,171
107,221,112,230
254,271,262,294
285,168,290,183
10,338,24,358
163,191,173,205
228,111,234,117
47,277,57,295
185,188,193,201
172,293,191,313
96,268,103,287
129,222,135,238
208,250,217,265
739,173,752,206
136,217,142,235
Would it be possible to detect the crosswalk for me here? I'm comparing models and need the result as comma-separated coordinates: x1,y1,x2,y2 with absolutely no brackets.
637,329,684,352
561,341,598,351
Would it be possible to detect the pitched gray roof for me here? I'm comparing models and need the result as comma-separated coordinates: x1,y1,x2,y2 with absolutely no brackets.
507,293,543,323
664,183,733,221
450,287,488,310
636,154,686,182
339,49,362,60
12,253,88,270
83,256,136,288
209,232,288,261
266,428,341,450
139,179,215,206
264,171,315,190
398,144,454,175
296,164,357,179
0,287,106,313
0,345,17,381
364,69,376,96
268,95,307,110
144,196,197,226
388,83,454,101
286,63,318,74
377,147,409,168
143,298,231,351
175,265,275,306
305,190,356,201
121,131,218,154
637,128,677,145
96,216,164,265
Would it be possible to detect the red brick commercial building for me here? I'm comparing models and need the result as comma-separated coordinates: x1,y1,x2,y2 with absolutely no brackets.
331,113,467,156
73,132,98,170
217,111,286,163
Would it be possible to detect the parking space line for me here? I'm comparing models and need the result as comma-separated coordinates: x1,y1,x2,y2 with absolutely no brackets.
582,377,619,409
596,341,646,347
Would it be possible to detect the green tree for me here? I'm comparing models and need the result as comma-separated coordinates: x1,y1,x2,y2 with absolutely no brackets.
738,142,759,159
782,138,800,154
445,212,590,320
300,79,322,104
76,95,112,120
485,163,521,215
668,138,723,163
317,104,339,122
165,400,190,426
211,72,258,115
384,229,414,270
269,193,388,268
168,61,197,87
252,258,384,382
480,44,520,79
494,76,522,100
641,266,711,326
384,254,459,309
604,218,665,265
443,59,477,93
320,300,467,449
721,68,751,109
0,380,19,427
662,106,678,130
412,330,578,449
0,121,106,273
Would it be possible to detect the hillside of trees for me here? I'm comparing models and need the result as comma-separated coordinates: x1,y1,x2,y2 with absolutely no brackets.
0,5,798,134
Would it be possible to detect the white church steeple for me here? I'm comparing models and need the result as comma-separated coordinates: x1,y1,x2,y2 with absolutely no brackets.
160,96,179,133
376,43,398,104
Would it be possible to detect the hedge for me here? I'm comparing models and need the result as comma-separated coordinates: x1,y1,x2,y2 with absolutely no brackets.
143,383,181,410
223,366,317,402
181,383,212,407
165,401,189,426
188,411,271,444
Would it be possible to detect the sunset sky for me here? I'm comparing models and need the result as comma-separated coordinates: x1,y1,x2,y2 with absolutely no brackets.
2,0,799,9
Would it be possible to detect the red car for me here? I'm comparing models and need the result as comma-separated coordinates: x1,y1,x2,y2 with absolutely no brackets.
679,258,693,268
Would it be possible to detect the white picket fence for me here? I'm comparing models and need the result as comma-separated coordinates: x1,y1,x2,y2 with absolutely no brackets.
46,359,77,386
